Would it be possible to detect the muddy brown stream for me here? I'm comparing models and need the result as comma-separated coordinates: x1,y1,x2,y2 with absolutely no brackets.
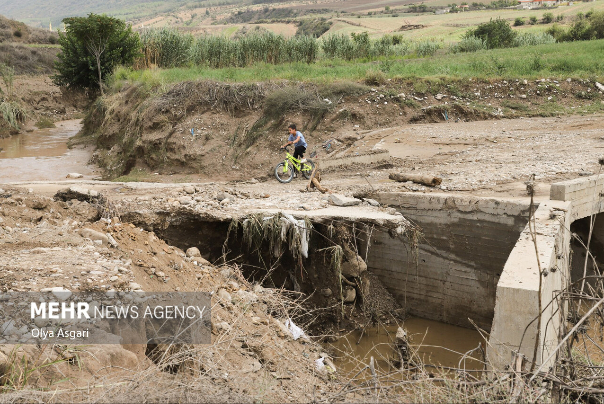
330,317,485,377
0,120,95,183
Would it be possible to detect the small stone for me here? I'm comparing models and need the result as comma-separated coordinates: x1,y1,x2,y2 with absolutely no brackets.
253,284,264,294
129,282,143,290
216,192,228,201
217,288,232,304
179,196,192,205
213,321,231,333
227,281,239,290
329,194,361,207
1,320,16,336
33,316,48,328
110,276,119,282
50,287,72,300
220,198,231,206
343,288,356,303
186,247,201,258
364,198,379,207
321,288,333,297
183,186,195,194
66,173,84,179
79,228,109,246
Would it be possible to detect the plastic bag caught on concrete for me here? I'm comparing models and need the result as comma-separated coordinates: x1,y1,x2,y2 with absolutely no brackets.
315,357,325,371
298,219,309,258
285,319,307,340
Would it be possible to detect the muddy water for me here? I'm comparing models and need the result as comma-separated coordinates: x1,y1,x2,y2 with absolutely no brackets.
329,317,485,377
0,120,95,183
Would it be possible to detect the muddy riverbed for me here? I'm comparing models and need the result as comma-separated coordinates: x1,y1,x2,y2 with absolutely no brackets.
0,120,96,182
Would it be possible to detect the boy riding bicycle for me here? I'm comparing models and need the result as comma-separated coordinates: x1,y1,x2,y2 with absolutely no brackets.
281,124,307,163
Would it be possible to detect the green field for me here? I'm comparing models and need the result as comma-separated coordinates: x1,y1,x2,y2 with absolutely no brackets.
112,38,604,89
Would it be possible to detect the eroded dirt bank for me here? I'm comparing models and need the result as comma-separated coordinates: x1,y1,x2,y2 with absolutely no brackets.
77,77,604,181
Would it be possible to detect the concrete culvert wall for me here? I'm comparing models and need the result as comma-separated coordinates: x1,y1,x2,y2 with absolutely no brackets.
121,208,411,334
368,193,532,330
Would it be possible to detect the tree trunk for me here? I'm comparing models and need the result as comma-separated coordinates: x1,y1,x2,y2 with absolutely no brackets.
96,54,103,95
389,173,442,187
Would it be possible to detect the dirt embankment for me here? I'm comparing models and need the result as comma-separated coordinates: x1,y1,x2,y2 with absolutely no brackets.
0,186,338,402
78,76,604,181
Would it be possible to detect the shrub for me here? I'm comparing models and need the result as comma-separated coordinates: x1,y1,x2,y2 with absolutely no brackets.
415,40,440,56
546,23,568,41
364,69,387,86
464,18,516,48
450,36,486,53
556,14,564,22
513,32,556,46
514,17,525,26
542,12,554,24
529,16,537,24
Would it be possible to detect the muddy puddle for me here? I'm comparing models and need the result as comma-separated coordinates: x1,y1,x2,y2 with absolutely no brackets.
329,317,485,377
0,120,96,183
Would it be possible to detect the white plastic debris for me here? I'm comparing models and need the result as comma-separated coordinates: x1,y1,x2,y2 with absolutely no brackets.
285,319,307,341
315,357,326,371
298,219,309,258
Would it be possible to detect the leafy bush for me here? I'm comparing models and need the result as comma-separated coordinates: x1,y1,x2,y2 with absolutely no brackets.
450,36,486,53
546,23,568,41
464,18,516,49
514,17,525,26
529,16,537,24
542,12,554,24
295,18,332,37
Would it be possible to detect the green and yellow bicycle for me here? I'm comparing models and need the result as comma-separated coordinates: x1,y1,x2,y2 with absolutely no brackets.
275,145,315,183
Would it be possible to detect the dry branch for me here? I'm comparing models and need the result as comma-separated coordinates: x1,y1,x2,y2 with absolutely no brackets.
389,173,442,187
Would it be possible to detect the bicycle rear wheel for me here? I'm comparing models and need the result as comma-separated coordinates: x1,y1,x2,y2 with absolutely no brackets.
275,162,294,183
301,160,315,180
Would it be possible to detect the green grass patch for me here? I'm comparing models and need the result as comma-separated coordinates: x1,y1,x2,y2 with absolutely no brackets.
112,39,604,88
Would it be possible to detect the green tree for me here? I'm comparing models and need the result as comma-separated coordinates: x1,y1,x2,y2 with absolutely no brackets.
53,14,140,94
465,18,517,48
542,12,554,24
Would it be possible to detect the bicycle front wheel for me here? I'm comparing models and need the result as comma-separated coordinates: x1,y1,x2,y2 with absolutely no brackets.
301,160,315,180
275,162,294,183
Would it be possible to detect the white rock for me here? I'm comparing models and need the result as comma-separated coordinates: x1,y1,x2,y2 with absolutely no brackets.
183,186,195,194
66,173,84,179
213,321,231,333
596,82,604,92
129,282,143,291
48,287,72,300
110,276,119,282
186,247,201,258
33,316,48,328
1,320,16,336
217,288,232,304
364,198,380,206
329,194,361,207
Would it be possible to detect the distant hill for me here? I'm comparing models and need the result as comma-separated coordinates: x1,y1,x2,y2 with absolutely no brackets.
0,0,413,29
0,0,209,28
